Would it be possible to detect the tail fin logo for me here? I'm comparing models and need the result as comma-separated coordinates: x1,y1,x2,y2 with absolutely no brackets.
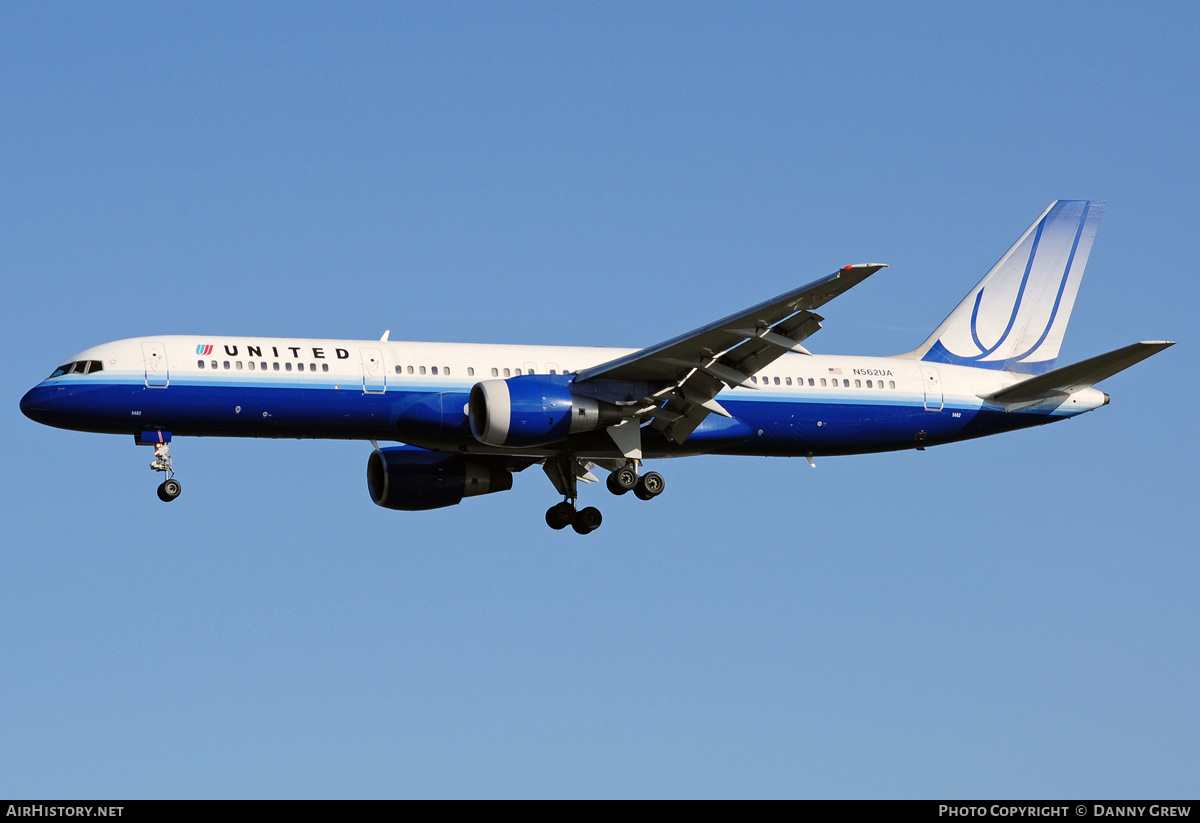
916,200,1104,375
196,344,213,356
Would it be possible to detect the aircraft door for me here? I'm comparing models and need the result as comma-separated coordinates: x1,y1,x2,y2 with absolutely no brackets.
142,341,169,388
920,365,943,411
361,348,386,393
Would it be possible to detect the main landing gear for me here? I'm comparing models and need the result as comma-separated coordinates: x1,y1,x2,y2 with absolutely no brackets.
545,500,604,535
150,441,182,502
541,454,667,534
605,465,665,501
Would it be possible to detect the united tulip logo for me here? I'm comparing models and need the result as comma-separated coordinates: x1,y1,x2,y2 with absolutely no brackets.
196,344,213,355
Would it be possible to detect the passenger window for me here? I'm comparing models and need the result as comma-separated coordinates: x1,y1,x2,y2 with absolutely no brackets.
468,367,475,377
491,368,499,377
407,366,414,374
261,362,268,371
774,377,780,385
419,366,426,375
503,368,511,377
237,361,244,370
310,363,316,372
394,366,402,374
249,361,255,371
786,377,792,385
889,380,896,389
820,378,827,387
273,362,280,371
322,364,329,372
866,380,872,388
751,376,758,384
444,367,450,376
855,379,861,388
843,379,849,387
197,360,205,369
285,362,292,371
431,367,438,375
297,363,304,372
808,378,814,386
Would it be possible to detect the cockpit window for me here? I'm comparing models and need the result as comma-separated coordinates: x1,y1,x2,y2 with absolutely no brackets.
47,360,104,379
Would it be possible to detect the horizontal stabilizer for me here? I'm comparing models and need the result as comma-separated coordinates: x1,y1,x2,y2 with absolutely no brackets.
984,341,1175,406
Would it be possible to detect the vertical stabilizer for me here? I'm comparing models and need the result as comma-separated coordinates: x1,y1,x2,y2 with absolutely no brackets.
907,200,1104,374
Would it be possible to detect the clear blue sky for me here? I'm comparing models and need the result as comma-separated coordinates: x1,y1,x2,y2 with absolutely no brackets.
2,2,1196,798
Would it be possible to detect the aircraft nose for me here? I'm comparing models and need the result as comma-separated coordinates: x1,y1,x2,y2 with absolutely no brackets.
20,385,53,424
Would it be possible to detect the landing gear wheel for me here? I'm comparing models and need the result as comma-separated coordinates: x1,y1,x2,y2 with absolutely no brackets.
572,506,603,535
545,501,576,530
607,466,638,495
634,471,664,501
157,478,182,502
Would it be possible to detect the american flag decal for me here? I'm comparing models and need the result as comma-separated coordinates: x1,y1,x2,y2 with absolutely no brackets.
828,367,842,374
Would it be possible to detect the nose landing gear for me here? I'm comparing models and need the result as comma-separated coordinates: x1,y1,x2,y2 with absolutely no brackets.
144,436,182,502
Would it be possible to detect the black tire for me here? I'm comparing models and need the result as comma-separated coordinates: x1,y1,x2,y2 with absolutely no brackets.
157,479,181,502
572,506,602,534
636,471,664,500
615,466,638,491
606,468,634,495
545,501,575,530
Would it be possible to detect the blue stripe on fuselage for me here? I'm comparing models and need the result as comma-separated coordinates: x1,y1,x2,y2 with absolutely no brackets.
20,376,1073,456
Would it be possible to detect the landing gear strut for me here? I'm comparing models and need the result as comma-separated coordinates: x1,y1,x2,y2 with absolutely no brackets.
150,441,182,502
542,453,605,534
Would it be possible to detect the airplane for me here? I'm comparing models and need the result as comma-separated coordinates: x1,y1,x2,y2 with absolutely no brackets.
20,200,1174,534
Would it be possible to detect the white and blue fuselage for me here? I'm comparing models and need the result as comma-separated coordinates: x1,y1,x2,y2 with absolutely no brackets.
18,201,1171,532
20,335,1107,457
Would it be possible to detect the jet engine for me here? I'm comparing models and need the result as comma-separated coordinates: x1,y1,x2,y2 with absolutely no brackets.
468,375,622,448
366,446,513,510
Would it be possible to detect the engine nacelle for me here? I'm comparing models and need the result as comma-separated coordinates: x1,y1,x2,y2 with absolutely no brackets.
366,446,513,511
468,375,622,448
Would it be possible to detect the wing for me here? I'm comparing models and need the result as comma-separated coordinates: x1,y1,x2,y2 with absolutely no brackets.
576,264,887,444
